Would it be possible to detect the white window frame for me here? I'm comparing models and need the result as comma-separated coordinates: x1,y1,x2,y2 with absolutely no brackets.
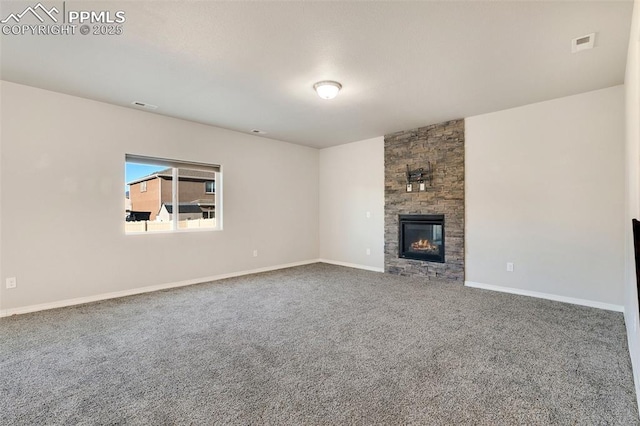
140,181,147,192
205,181,215,194
126,154,222,234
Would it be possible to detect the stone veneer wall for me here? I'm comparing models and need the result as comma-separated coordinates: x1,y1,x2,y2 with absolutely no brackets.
384,119,464,281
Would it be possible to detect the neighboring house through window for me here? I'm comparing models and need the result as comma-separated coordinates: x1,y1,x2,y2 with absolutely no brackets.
125,154,221,233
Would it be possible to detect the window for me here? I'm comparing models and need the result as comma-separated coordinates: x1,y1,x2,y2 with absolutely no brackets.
125,154,222,233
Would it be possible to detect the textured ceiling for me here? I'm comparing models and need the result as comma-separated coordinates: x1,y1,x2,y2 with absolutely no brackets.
0,1,633,148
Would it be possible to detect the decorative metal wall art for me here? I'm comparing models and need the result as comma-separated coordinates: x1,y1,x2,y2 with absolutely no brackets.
405,163,432,192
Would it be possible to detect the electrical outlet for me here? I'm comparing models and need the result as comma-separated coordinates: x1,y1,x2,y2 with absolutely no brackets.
6,277,16,289
506,262,514,272
366,248,371,256
253,250,258,257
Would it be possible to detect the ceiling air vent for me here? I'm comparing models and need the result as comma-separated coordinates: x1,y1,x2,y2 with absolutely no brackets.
571,33,595,53
131,101,158,110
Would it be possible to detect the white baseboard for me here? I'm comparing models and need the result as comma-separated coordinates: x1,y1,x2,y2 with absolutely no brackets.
0,259,320,318
464,281,624,312
318,258,384,273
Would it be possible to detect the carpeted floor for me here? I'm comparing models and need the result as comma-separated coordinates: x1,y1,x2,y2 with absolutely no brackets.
0,263,637,425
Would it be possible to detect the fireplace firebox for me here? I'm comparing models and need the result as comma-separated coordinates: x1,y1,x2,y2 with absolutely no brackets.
398,214,445,263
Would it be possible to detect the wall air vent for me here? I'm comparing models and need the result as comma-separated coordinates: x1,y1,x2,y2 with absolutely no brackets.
131,101,158,110
571,33,595,53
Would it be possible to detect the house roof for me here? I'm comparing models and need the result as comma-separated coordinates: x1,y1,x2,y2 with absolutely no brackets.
162,203,206,214
127,168,215,186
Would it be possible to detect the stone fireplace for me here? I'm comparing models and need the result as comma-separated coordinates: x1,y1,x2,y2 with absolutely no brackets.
384,119,464,281
398,214,445,263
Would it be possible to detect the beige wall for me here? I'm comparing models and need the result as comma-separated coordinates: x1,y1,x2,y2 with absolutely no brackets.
0,79,630,318
319,137,384,271
624,0,640,409
466,85,625,307
0,81,319,311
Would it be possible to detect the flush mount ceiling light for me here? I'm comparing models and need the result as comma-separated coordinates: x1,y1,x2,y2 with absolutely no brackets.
313,80,342,100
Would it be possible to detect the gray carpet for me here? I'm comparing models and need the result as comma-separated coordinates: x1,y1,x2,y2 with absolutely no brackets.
0,263,637,425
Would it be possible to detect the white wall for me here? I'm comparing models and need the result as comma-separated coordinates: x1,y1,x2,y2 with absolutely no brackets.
0,81,319,311
466,86,625,308
319,137,384,271
624,0,640,410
